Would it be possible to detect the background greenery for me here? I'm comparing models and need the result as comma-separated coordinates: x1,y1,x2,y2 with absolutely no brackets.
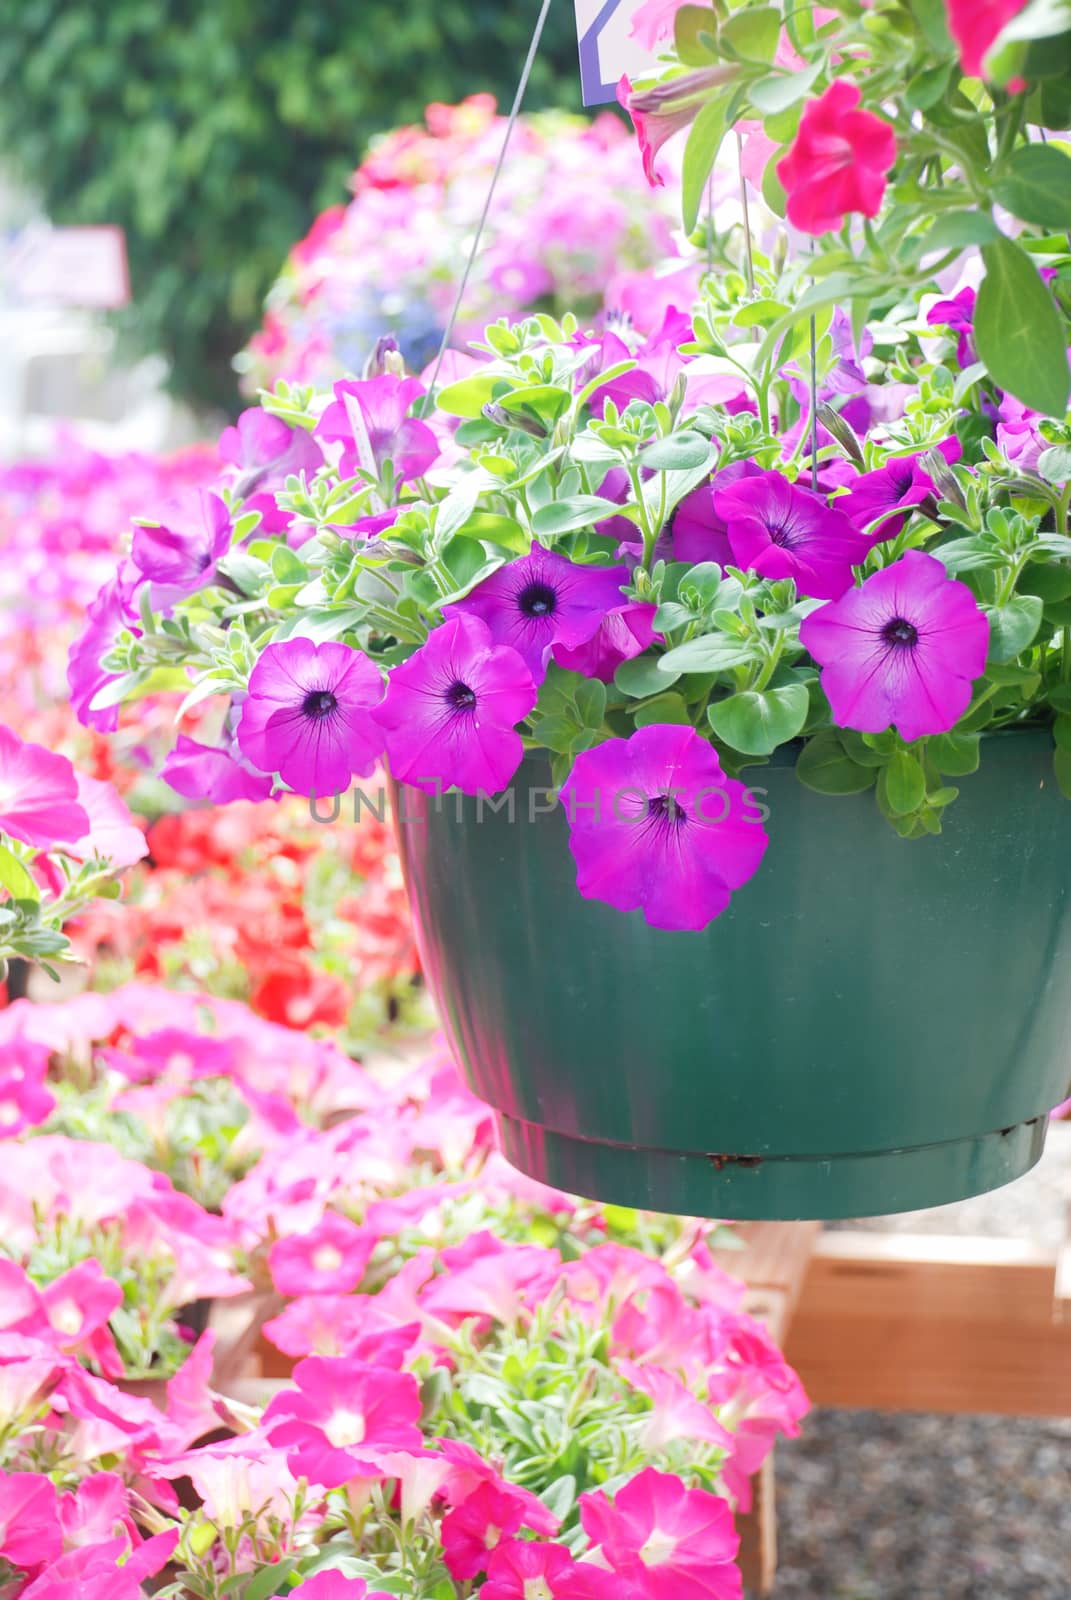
0,1,584,410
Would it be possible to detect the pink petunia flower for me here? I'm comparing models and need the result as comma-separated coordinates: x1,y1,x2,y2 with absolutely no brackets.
159,733,275,804
442,1480,560,1580
237,637,384,797
64,774,148,869
0,1038,55,1136
299,1575,392,1599
620,69,734,188
0,1470,62,1571
67,573,142,733
799,549,990,741
560,725,769,931
996,390,1047,474
776,81,897,235
130,489,232,609
371,614,537,796
617,1360,734,1453
0,726,88,849
316,375,439,483
269,1212,377,1296
629,0,691,47
580,1468,741,1600
446,550,629,679
714,469,871,600
553,602,659,683
56,1472,134,1549
945,0,1030,77
481,1539,585,1600
263,1355,424,1488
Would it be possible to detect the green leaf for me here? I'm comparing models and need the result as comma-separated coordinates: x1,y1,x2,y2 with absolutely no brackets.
795,731,877,795
270,544,305,583
904,59,955,111
532,498,624,539
463,513,529,553
707,684,809,756
880,750,926,816
616,655,680,696
241,1559,301,1600
635,693,692,727
748,58,822,114
1054,713,1071,752
435,373,501,418
658,635,762,673
920,210,999,253
0,844,39,903
928,732,981,775
1038,444,1071,483
639,431,716,472
682,99,728,234
497,385,572,425
675,4,719,64
993,144,1071,228
976,237,1071,417
720,5,780,61
984,594,1044,661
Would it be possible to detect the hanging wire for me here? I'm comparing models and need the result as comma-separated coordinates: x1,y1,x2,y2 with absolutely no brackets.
425,0,556,402
810,314,819,493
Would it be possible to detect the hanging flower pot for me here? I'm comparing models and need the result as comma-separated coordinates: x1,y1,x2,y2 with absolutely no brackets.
75,5,1071,1222
391,729,1071,1220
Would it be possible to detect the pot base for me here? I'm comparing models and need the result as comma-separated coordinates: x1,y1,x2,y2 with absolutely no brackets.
496,1113,1051,1221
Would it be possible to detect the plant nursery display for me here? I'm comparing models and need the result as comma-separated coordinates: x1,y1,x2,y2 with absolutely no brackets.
0,983,806,1598
239,95,688,393
73,0,1071,1218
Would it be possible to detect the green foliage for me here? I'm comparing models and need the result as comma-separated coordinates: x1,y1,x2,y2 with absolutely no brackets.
0,0,584,409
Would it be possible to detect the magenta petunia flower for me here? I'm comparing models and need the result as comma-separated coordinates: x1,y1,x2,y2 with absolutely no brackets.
672,461,763,567
130,490,232,608
442,1481,560,1581
776,80,897,236
481,1540,589,1600
159,734,275,805
446,549,629,679
580,1468,741,1600
268,1212,376,1297
714,469,870,600
838,439,961,541
553,602,659,683
559,725,769,931
263,1354,424,1488
799,549,990,741
996,391,1046,473
0,1470,62,1570
926,286,977,367
316,375,439,483
237,638,384,798
945,0,1030,78
0,725,89,850
300,1575,389,1600
67,573,141,733
219,408,323,489
371,615,537,796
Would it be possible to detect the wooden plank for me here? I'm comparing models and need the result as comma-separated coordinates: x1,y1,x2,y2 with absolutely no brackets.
785,1231,1071,1417
737,1454,778,1599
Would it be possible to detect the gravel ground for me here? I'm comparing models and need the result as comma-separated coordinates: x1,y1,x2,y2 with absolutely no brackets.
769,1128,1071,1598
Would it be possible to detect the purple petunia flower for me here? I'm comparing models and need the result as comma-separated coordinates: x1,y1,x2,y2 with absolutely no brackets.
560,724,768,931
799,549,989,742
160,734,276,804
130,490,233,609
236,638,384,797
714,469,871,600
838,439,961,541
316,375,439,484
219,408,324,534
926,286,976,368
671,461,763,567
553,602,659,683
445,549,630,680
995,391,1046,474
371,614,537,796
67,569,142,732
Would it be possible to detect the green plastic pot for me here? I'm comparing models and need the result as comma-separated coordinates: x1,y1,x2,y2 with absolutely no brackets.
390,728,1071,1220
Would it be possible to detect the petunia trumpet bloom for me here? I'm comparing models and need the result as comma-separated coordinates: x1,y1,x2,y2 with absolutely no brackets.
945,0,1030,78
776,81,897,235
579,1467,742,1600
0,726,89,850
130,490,232,609
268,1212,377,1296
316,375,439,484
237,637,384,798
838,440,961,542
619,66,738,187
446,549,630,680
263,1354,424,1488
372,614,537,796
560,725,769,931
799,549,990,741
714,469,871,600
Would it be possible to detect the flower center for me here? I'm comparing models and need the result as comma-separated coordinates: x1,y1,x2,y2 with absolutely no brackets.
517,581,557,619
765,520,797,549
48,1299,84,1338
302,689,339,719
523,1581,554,1600
446,681,477,711
0,1100,21,1128
639,1530,680,1568
881,617,919,648
647,793,687,828
325,1408,367,1449
311,1245,344,1274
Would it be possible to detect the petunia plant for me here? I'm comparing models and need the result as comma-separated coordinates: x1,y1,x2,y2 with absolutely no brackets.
73,0,1071,931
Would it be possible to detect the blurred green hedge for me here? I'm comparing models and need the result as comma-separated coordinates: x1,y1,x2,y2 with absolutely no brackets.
0,1,584,411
